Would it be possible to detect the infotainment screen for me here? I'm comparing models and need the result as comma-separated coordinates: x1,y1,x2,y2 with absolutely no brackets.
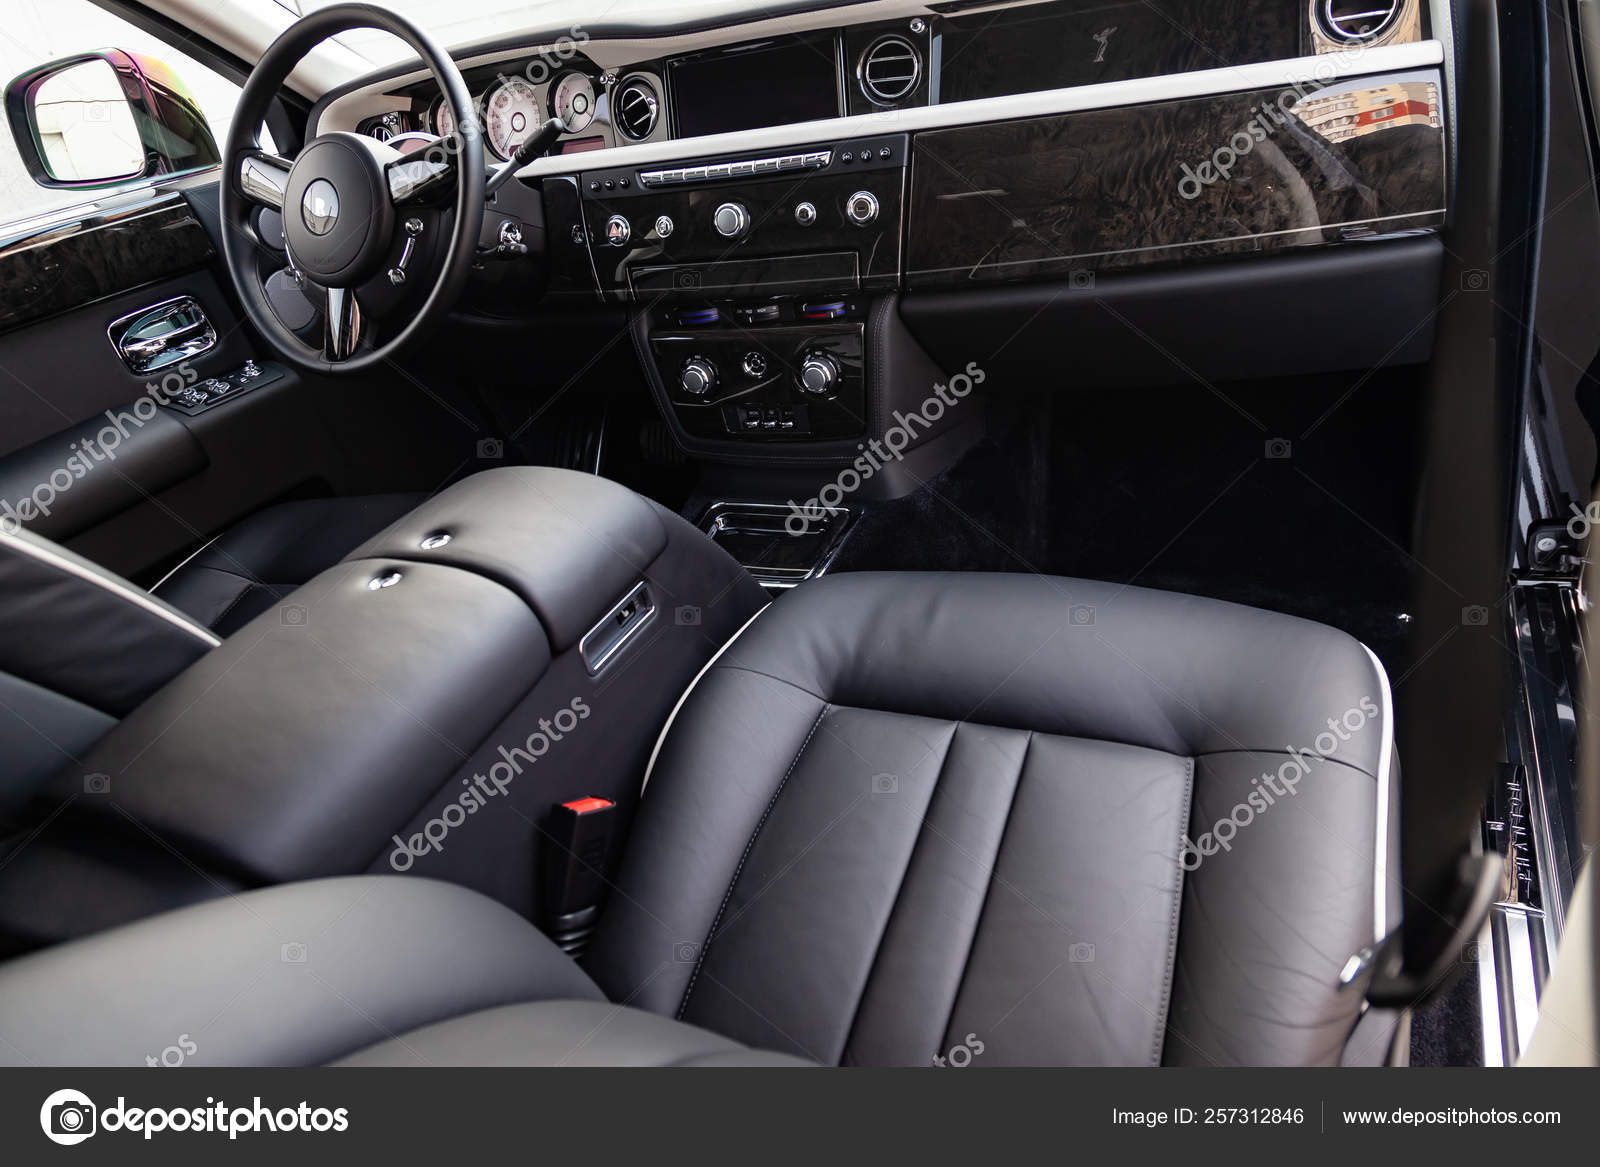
669,35,840,138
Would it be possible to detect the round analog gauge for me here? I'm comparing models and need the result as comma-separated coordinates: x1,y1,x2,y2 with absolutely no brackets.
485,78,542,159
550,71,596,134
431,96,456,140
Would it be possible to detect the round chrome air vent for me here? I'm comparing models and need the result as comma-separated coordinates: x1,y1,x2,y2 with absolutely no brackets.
1314,0,1403,44
858,35,922,105
613,77,660,141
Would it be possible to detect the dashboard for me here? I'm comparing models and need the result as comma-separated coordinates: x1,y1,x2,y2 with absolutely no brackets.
314,0,1452,455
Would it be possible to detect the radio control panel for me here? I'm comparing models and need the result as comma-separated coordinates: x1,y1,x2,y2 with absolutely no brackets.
569,134,906,301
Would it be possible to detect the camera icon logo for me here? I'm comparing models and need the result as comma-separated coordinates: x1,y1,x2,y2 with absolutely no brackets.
673,270,703,290
83,773,111,795
871,773,899,795
1461,268,1489,292
40,1089,97,1146
1265,438,1293,460
280,604,308,627
1069,268,1096,290
1462,605,1489,627
477,438,505,460
675,606,702,626
1069,604,1096,627
673,940,700,963
280,941,308,963
1069,942,1096,963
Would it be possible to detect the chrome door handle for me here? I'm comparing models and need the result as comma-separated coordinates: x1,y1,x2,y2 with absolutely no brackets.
108,296,217,375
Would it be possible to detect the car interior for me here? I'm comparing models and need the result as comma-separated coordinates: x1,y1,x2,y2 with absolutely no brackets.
0,0,1597,1072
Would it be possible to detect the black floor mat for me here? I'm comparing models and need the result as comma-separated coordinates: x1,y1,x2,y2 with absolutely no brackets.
831,368,1425,677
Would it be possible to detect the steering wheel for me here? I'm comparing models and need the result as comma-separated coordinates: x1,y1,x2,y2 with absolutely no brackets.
221,3,485,375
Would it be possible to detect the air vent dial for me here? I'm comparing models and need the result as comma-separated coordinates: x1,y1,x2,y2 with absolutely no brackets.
858,35,923,105
1314,0,1404,45
613,77,660,140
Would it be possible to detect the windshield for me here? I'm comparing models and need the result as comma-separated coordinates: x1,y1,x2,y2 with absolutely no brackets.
251,1,836,70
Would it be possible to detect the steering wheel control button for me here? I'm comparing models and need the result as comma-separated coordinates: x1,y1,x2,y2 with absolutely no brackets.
742,352,769,379
605,214,632,247
794,201,817,226
301,179,340,235
799,351,841,395
654,214,675,239
712,201,751,239
846,190,880,226
679,356,718,397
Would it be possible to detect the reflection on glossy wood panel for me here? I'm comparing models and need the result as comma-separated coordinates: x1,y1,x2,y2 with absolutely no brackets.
907,73,1446,287
0,195,214,333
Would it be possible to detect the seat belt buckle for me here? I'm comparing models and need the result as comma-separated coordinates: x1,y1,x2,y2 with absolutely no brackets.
539,796,617,955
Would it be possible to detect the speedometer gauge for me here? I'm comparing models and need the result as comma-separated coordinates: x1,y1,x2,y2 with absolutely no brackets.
550,72,596,134
485,78,541,159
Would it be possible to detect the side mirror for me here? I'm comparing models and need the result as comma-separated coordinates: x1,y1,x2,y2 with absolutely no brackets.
4,49,220,190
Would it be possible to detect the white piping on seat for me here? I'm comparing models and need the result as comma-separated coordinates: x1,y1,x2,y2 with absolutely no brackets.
0,526,222,648
640,603,768,794
1362,642,1396,944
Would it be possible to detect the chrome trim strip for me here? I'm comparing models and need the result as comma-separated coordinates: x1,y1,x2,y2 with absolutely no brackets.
0,527,221,648
1362,643,1396,943
510,40,1446,181
1477,915,1504,1066
640,603,768,793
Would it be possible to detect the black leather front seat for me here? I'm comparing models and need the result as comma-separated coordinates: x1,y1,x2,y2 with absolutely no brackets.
0,572,1394,1066
152,493,422,635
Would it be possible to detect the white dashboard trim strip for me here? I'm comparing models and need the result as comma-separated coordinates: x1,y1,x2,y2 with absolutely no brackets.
503,39,1445,180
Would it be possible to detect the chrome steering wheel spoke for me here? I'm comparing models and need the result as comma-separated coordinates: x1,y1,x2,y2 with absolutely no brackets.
323,286,364,362
386,141,455,204
239,150,293,211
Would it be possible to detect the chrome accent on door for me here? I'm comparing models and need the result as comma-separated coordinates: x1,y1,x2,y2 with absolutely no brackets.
580,581,655,675
107,295,217,375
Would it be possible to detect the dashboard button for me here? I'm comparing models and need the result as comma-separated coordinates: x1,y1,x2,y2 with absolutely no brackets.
729,161,754,177
794,201,817,226
753,158,779,173
704,163,730,180
798,351,841,395
840,151,853,163
846,191,880,226
712,201,751,239
879,146,892,159
605,215,632,246
654,214,674,238
682,166,707,182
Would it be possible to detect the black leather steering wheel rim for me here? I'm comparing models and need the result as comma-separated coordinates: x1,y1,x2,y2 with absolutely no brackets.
220,2,485,376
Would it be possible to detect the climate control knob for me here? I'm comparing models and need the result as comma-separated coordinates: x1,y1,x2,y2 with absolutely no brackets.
679,356,718,397
712,201,751,239
798,351,841,395
845,190,879,226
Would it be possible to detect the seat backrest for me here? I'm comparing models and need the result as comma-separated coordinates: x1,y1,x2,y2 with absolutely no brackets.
0,523,217,814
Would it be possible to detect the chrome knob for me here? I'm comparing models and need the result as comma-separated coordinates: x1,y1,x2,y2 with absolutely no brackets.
712,201,751,239
798,351,840,395
605,214,632,246
655,214,675,238
794,201,817,226
845,190,879,226
680,356,718,396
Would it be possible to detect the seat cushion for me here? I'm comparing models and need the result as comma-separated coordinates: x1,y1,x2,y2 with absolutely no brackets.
154,493,422,634
584,572,1393,1067
0,877,604,1067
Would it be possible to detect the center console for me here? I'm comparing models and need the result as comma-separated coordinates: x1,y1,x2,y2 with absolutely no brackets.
560,133,907,448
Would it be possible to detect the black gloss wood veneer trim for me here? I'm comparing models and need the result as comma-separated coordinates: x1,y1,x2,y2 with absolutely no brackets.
907,72,1447,286
0,194,215,334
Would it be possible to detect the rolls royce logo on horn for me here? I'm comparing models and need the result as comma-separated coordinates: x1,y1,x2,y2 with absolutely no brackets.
301,179,340,236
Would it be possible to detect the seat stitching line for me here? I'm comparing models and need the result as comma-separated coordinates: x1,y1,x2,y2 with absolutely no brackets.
934,729,1033,1055
838,719,961,1065
1152,755,1195,1066
675,701,829,1020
